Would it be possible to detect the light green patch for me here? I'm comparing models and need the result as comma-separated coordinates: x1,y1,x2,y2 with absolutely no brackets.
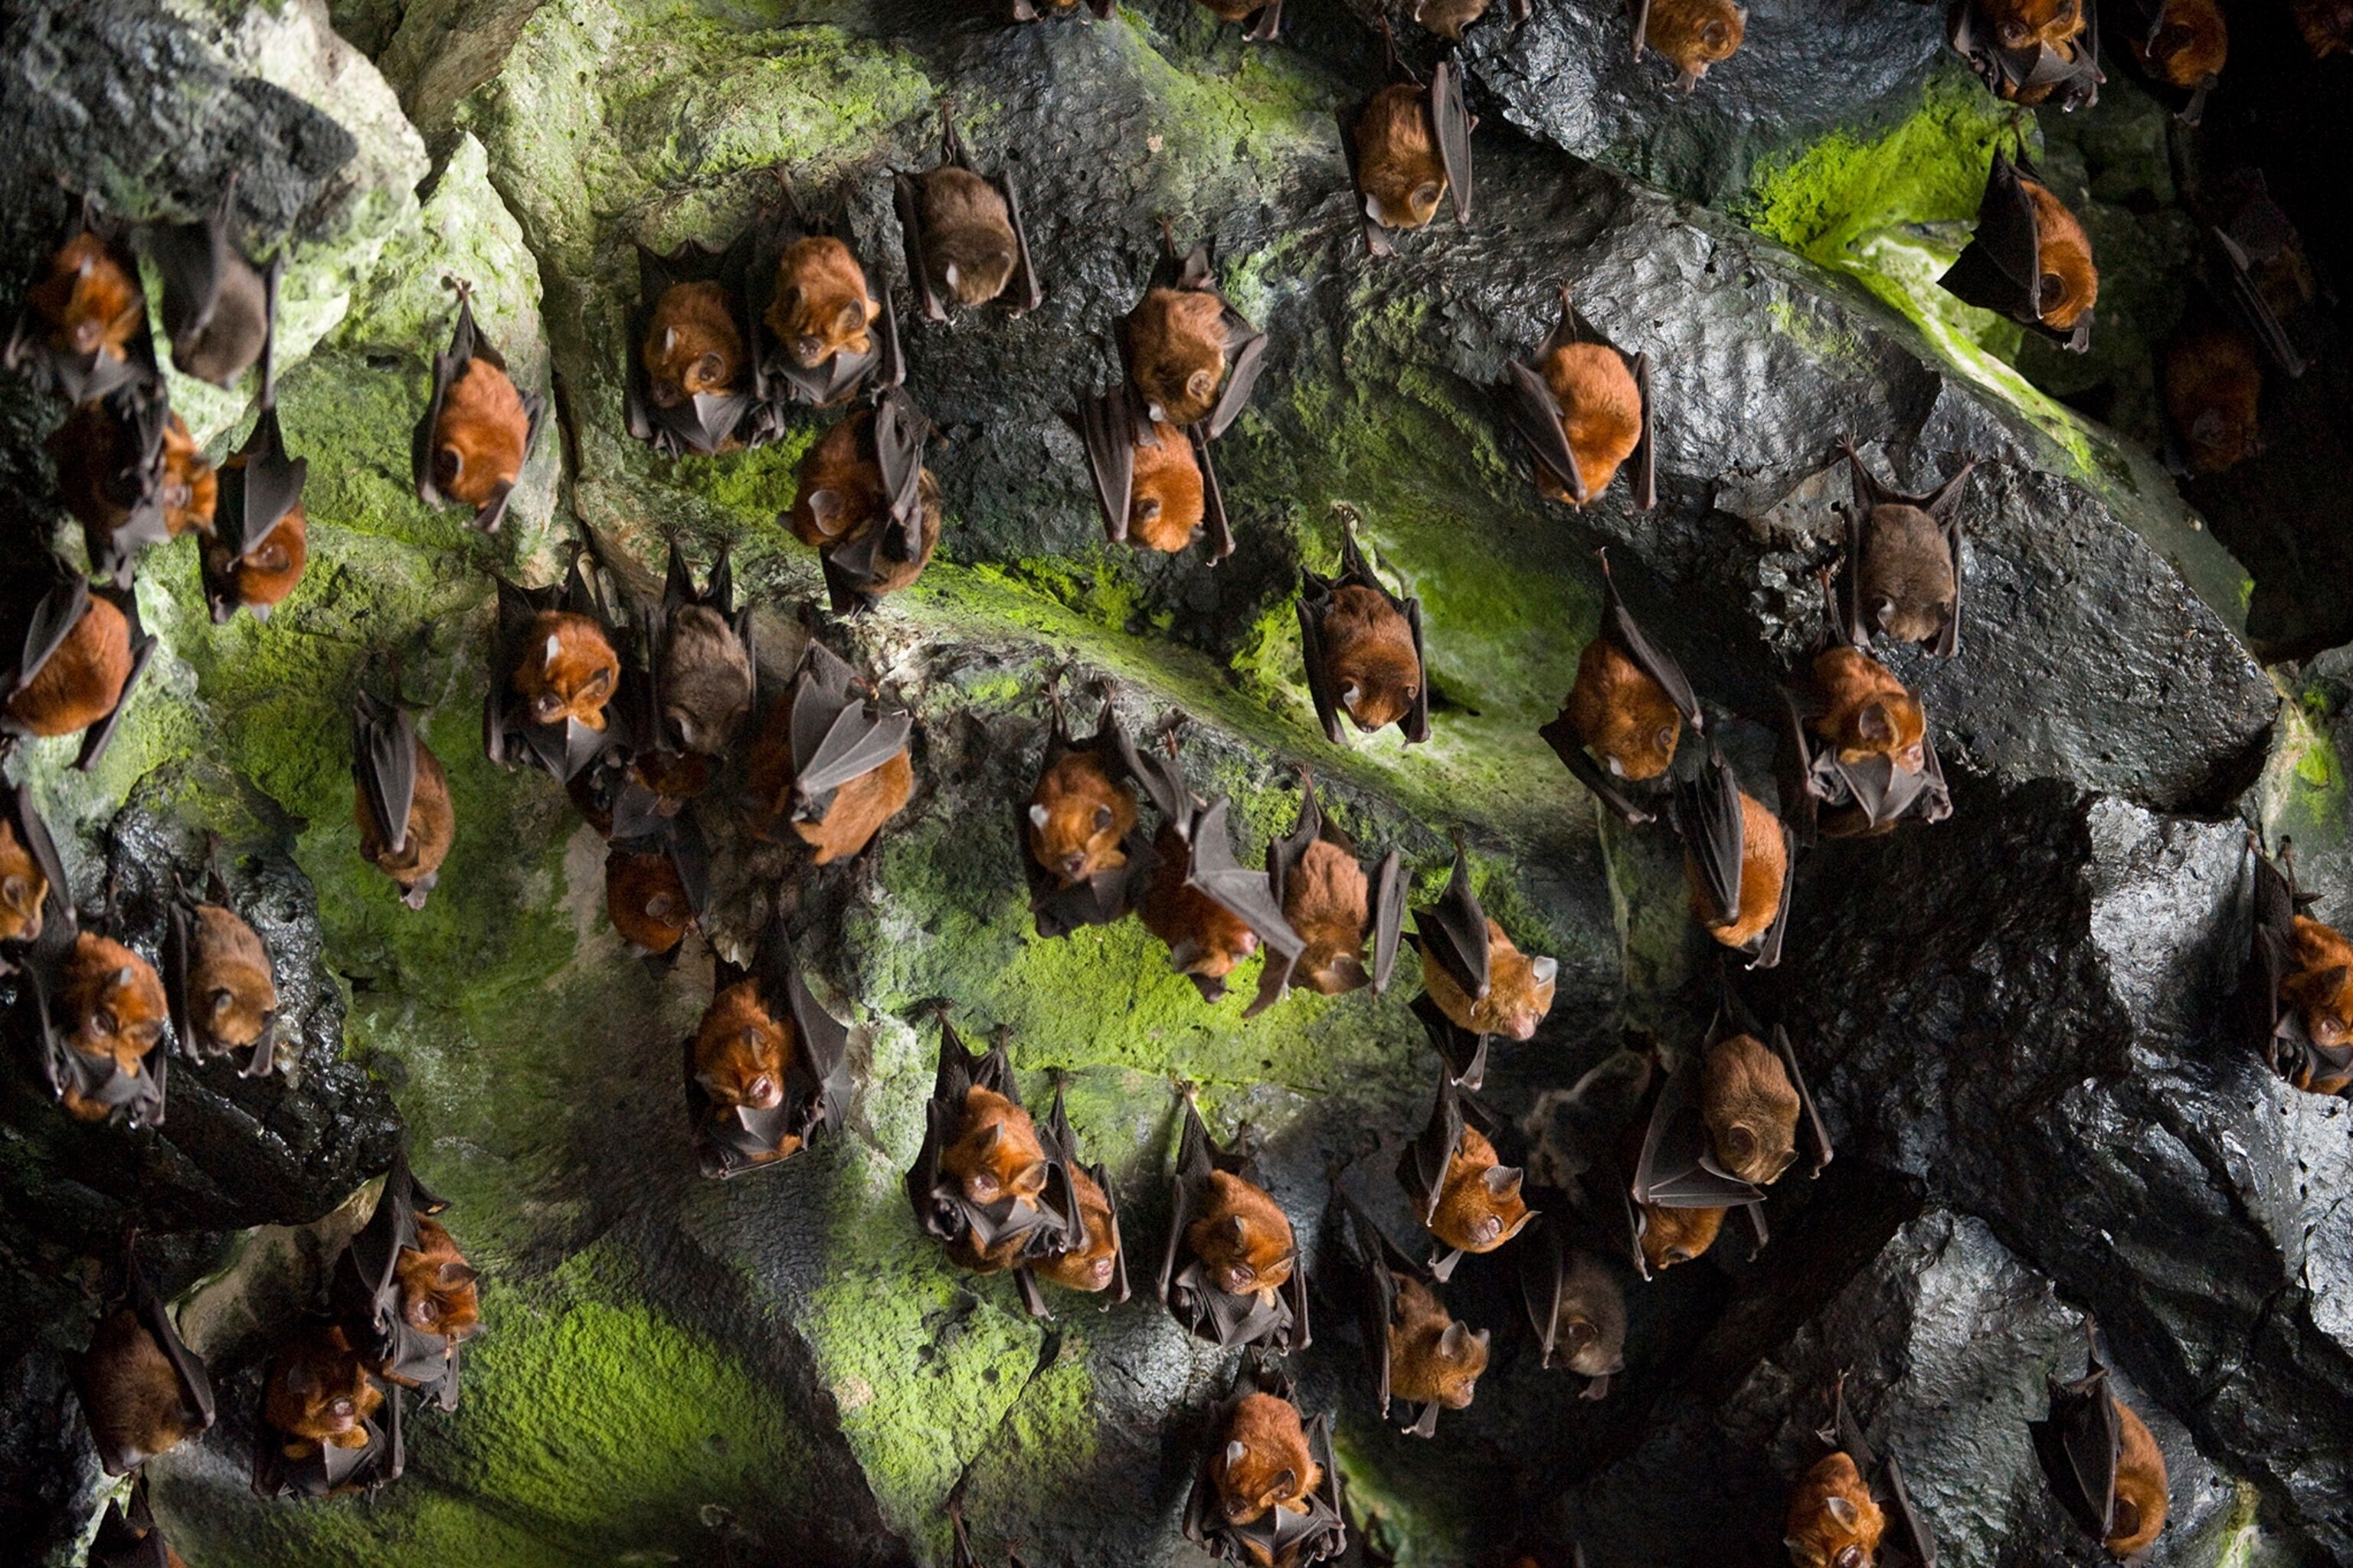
1330,1426,1479,1568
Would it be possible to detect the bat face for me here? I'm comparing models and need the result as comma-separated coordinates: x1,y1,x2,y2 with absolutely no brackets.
1645,0,1748,88
1124,288,1229,427
218,505,309,616
2286,917,2353,1047
2018,179,2097,331
607,847,690,954
793,748,913,863
2162,320,2263,473
1415,0,1491,41
1387,1275,1489,1409
1319,585,1422,734
1432,1126,1532,1252
1422,919,1557,1040
789,413,879,545
0,821,48,944
2108,1396,2168,1554
264,1324,383,1449
1569,636,1681,781
1859,504,1957,646
512,610,620,732
942,1086,1052,1206
660,604,753,755
917,167,1019,308
1356,85,1447,231
1637,1201,1723,1270
188,903,277,1052
695,979,795,1108
62,932,167,1077
394,1216,482,1341
1539,344,1643,504
357,738,453,900
8,594,133,738
169,255,268,387
1129,421,1207,552
1185,1170,1297,1298
1039,1165,1122,1291
29,232,144,364
2132,0,2227,83
1810,648,1926,773
1685,791,1785,949
2292,0,2353,54
1700,1033,1801,1185
1217,1393,1320,1525
1550,1251,1628,1378
160,414,218,537
431,357,531,511
1783,1452,1885,1568
643,281,745,408
1026,751,1138,886
1285,839,1372,994
1143,824,1262,980
764,236,879,370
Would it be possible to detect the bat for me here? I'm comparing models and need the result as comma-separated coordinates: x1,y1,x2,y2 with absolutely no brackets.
352,692,455,910
1636,0,1749,91
2,572,159,772
47,384,184,588
87,1473,182,1568
1127,735,1306,1002
1016,1082,1131,1314
1674,742,1793,967
905,1014,1072,1278
1179,1354,1349,1566
0,780,70,957
1798,1372,1939,1568
2031,1320,2168,1557
201,264,309,624
623,231,763,457
413,276,545,532
3,201,154,405
745,640,915,865
1837,439,1974,656
1337,21,1474,256
2159,317,2263,476
1500,286,1656,510
1062,381,1234,561
787,389,941,614
1948,0,2103,108
146,177,273,387
1939,149,2098,352
949,1498,1033,1568
2201,175,2326,379
251,1320,404,1499
685,908,854,1177
1415,0,1533,39
1412,844,1557,1058
1010,0,1114,20
1119,223,1269,437
2115,0,2225,121
748,176,901,410
483,558,624,784
1297,504,1429,746
2292,0,2353,54
1397,1062,1533,1279
895,103,1042,319
1540,546,1705,824
68,1234,215,1476
1019,675,1153,939
1516,1215,1626,1399
165,855,279,1077
2231,838,2353,1096
23,928,170,1128
654,539,755,758
1243,770,1406,1016
1191,0,1288,41
1782,581,1953,839
1333,1192,1489,1437
1158,1090,1310,1353
331,1144,479,1411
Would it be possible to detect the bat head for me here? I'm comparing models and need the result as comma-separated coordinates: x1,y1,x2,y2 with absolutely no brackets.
512,610,620,732
1026,753,1138,887
1985,0,2083,47
63,933,166,1074
207,503,308,619
1390,1278,1493,1409
1854,693,1927,774
1037,1164,1121,1292
396,1217,483,1342
1187,1171,1297,1296
766,236,879,369
944,1088,1053,1206
695,979,794,1110
1124,288,1229,427
1217,1393,1318,1524
607,848,691,955
1413,0,1491,44
1127,421,1207,553
660,604,754,755
2140,0,2227,85
789,411,884,547
34,233,142,362
265,1324,382,1442
1356,85,1448,232
643,281,744,409
1700,1033,1802,1185
2292,956,2353,1046
432,357,532,510
0,821,49,945
1784,1453,1885,1568
1479,928,1558,1041
1650,0,1746,88
1436,1150,1533,1252
1637,1202,1724,1272
1322,584,1423,735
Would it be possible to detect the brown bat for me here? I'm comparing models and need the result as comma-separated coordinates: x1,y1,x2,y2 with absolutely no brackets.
31,930,170,1127
1414,0,1532,38
1700,1030,1802,1185
48,386,195,587
1180,1357,1348,1566
905,1017,1071,1277
329,1146,480,1409
785,393,941,613
895,104,1042,319
748,177,902,411
484,560,624,783
1160,1092,1310,1352
2117,0,2225,119
254,1321,403,1498
625,234,761,457
414,277,545,532
1019,1083,1131,1310
1675,743,1794,965
1502,286,1656,509
1127,737,1306,1001
1399,1066,1534,1278
1517,1216,1627,1397
1191,0,1287,41
1245,771,1406,1016
1017,676,1154,937
201,266,311,625
2284,915,2353,1051
2292,0,2353,54
2161,318,2263,475
1784,580,1953,838
147,179,273,386
4,208,151,404
606,847,692,956
3,577,157,771
685,909,854,1177
1121,224,1269,437
1635,1203,1723,1272
745,640,915,865
1637,0,1748,91
654,540,755,758
88,1473,187,1568
2198,174,2325,379
1837,439,1975,656
1064,381,1233,561
1792,1373,1939,1566
1949,0,2103,107
0,783,68,953
1941,150,2098,351
70,1239,215,1476
1334,1193,1490,1437
165,859,279,1076
353,694,456,911
1412,846,1558,1078
1298,504,1428,745
1541,548,1706,824
1338,23,1474,256
2032,1320,2168,1557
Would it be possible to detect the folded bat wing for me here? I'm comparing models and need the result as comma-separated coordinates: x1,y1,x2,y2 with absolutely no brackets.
1942,151,2044,319
892,170,947,326
11,578,91,700
1207,308,1268,440
1183,798,1304,1000
997,164,1044,316
1673,746,1747,930
1413,844,1494,1003
1336,98,1396,259
1399,1062,1467,1226
1431,62,1474,227
1411,990,1490,1092
88,1473,176,1568
871,385,931,555
2031,1346,2121,1543
1629,350,1658,510
353,694,419,859
1632,1052,1766,1208
2208,224,2307,378
1065,385,1140,545
1504,357,1586,502
126,1242,215,1435
3,783,74,948
1245,779,1328,1016
1190,424,1236,562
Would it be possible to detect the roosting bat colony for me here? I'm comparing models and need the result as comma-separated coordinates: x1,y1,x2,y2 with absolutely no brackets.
3,0,2342,1560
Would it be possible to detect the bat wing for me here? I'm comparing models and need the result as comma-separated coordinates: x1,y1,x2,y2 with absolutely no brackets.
793,657,913,802
148,212,230,352
1123,732,1195,832
1673,747,1746,928
1541,715,1657,825
1632,1054,1766,1207
995,167,1044,316
76,593,156,774
1413,845,1493,1002
1400,1063,1466,1225
1159,1095,1208,1307
2031,1359,2120,1541
126,1246,215,1435
871,385,931,555
1245,781,1324,1018
2207,225,2306,378
1333,1194,1398,1418
1517,1213,1569,1367
1632,0,1654,57
1064,385,1137,545
13,578,90,694
1370,849,1407,994
411,289,482,509
1503,357,1586,502
1337,99,1395,259
1402,594,1432,743
1245,0,1284,41
1206,312,1267,440
893,171,946,325
1186,798,1305,961
1775,1025,1834,1179
1941,152,2041,318
1752,820,1796,971
165,895,194,1059
1599,549,1702,728
1296,563,1347,746
5,783,74,943
352,694,419,856
1412,991,1490,1091
1190,424,1235,562
1628,351,1658,510
1878,1452,1939,1568
1430,63,1474,227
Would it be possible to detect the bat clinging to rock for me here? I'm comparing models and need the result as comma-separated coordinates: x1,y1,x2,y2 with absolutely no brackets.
254,1321,403,1498
625,236,760,457
1413,846,1557,1061
1638,0,1747,91
1785,581,1953,838
1541,548,1705,823
1339,26,1473,255
787,392,941,612
1503,287,1656,509
48,386,194,586
4,576,159,772
2291,0,2353,54
1949,0,2103,106
353,694,455,911
1399,1066,1533,1277
1298,505,1428,745
201,282,309,625
748,178,900,410
28,929,170,1128
146,181,273,387
1064,381,1232,561
2032,1321,2168,1558
1334,1194,1490,1437
414,277,545,532
1160,1092,1309,1352
2119,0,2226,119
686,911,854,1177
1021,676,1150,937
905,1018,1069,1276
745,640,915,865
484,562,624,784
0,783,69,954
1128,738,1306,1000
89,1475,185,1568
2230,839,2353,1095
1181,1357,1347,1567
1518,1216,1627,1397
69,1239,214,1476
1121,226,1269,436
1415,0,1531,37
2161,318,2263,474
1837,440,1974,656
165,862,279,1076
1941,150,2098,351
1245,771,1406,1016
332,1147,480,1409
895,105,1042,319
1675,745,1793,965
1021,1084,1131,1310
4,210,150,404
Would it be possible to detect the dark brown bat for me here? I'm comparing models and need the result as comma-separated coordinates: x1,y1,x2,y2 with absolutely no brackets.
1180,1355,1348,1566
48,385,186,587
1120,224,1269,437
625,233,762,457
1837,440,1974,656
1127,735,1306,1001
1795,1373,1938,1568
1501,286,1656,509
201,268,310,625
413,277,545,532
165,858,279,1076
89,1473,185,1568
1948,0,2103,107
2160,317,2263,475
1414,0,1532,38
1191,0,1288,41
1674,743,1793,966
1940,149,2098,352
2032,1320,2168,1557
69,1236,215,1476
2201,175,2327,379
685,908,854,1177
653,539,755,757
1783,580,1953,839
786,391,941,614
895,104,1042,319
2292,0,2353,55
1245,771,1406,1016
2230,839,2353,1096
1334,1193,1489,1438
1517,1215,1626,1398
332,1146,479,1410
483,559,624,784
746,177,902,411
1399,1065,1534,1278
1338,24,1474,256
1063,381,1233,561
1298,504,1429,746
253,1320,404,1499
1159,1092,1310,1353
1412,845,1558,1065
352,693,456,911
905,1016,1071,1278
0,781,71,955
1020,676,1153,938
1540,548,1705,824
1019,1082,1131,1313
1637,0,1748,91
2116,0,2225,119
3,574,159,772
4,205,152,404
146,178,272,386
745,640,915,865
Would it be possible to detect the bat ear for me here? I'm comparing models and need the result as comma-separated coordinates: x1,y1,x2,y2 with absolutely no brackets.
695,351,725,385
1340,683,1363,714
1223,1214,1250,1246
1438,1321,1471,1358
1092,804,1114,830
834,302,863,335
943,261,961,292
1856,701,1895,745
2319,965,2351,993
805,489,845,535
1186,368,1216,403
438,1261,479,1288
1363,192,1387,225
1563,1317,1596,1346
283,1359,316,1395
1028,803,1051,829
1473,1327,1492,1350
113,965,136,990
1167,938,1204,974
2039,273,2068,315
544,632,564,666
1015,1158,1049,1193
1271,1468,1298,1498
1224,1439,1248,1470
662,326,679,354
1483,1164,1523,1199
435,444,463,486
1723,1124,1758,1160
1531,955,1559,987
976,1123,1003,1156
1825,1496,1860,1528
1136,496,1162,523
